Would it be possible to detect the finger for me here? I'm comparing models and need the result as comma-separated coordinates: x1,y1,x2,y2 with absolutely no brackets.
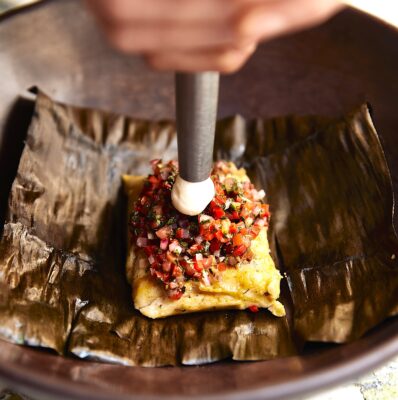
237,0,343,42
145,44,257,73
86,0,249,24
103,21,253,53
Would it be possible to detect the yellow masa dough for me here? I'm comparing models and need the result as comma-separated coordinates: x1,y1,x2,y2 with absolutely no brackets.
123,174,285,319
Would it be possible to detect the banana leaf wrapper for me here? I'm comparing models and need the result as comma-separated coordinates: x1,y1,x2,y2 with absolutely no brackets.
0,90,397,366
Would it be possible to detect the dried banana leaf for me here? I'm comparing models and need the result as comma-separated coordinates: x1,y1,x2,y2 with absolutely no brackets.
0,90,397,367
242,109,398,342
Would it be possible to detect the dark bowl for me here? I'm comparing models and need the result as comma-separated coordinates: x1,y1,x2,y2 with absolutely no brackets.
0,1,397,399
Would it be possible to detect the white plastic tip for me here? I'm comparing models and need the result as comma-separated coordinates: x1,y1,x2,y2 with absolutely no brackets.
171,175,215,216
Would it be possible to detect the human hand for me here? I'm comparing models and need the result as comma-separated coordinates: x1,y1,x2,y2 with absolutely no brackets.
86,0,343,73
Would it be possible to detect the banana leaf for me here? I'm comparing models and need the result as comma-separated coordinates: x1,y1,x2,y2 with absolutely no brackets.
0,90,396,366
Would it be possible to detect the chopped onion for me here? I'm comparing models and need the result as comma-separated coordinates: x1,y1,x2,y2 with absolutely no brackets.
257,189,265,199
201,271,211,286
214,250,220,258
185,262,196,276
169,241,178,251
245,217,254,227
195,253,203,261
180,228,190,239
169,240,182,254
194,235,203,244
156,226,172,239
147,232,155,240
160,238,169,250
199,214,213,223
174,245,182,254
255,218,266,227
136,237,148,247
162,261,171,272
253,206,262,216
169,281,178,289
148,255,155,264
150,159,161,168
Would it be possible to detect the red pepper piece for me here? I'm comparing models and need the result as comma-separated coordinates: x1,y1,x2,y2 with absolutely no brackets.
212,207,225,219
218,262,227,271
233,244,247,256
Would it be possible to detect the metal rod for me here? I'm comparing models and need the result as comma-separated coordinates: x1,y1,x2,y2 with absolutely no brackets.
175,72,220,182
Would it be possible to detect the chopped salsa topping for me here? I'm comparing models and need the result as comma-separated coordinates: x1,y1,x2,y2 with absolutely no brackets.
129,160,270,300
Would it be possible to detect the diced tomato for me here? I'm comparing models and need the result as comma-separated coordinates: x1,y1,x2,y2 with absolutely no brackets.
166,251,177,263
140,196,149,206
148,175,159,185
224,244,233,254
249,305,259,313
199,220,213,234
172,264,183,277
212,207,225,219
162,261,172,272
143,245,156,257
194,261,203,272
233,244,247,257
245,248,254,261
210,239,221,253
176,228,190,239
150,220,161,229
188,243,203,254
215,230,228,243
184,262,197,276
202,231,214,241
156,253,166,263
218,262,227,271
215,194,225,203
169,289,183,300
209,200,218,210
245,202,254,211
250,225,261,238
156,226,172,239
233,233,244,246
230,211,240,220
229,223,238,234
